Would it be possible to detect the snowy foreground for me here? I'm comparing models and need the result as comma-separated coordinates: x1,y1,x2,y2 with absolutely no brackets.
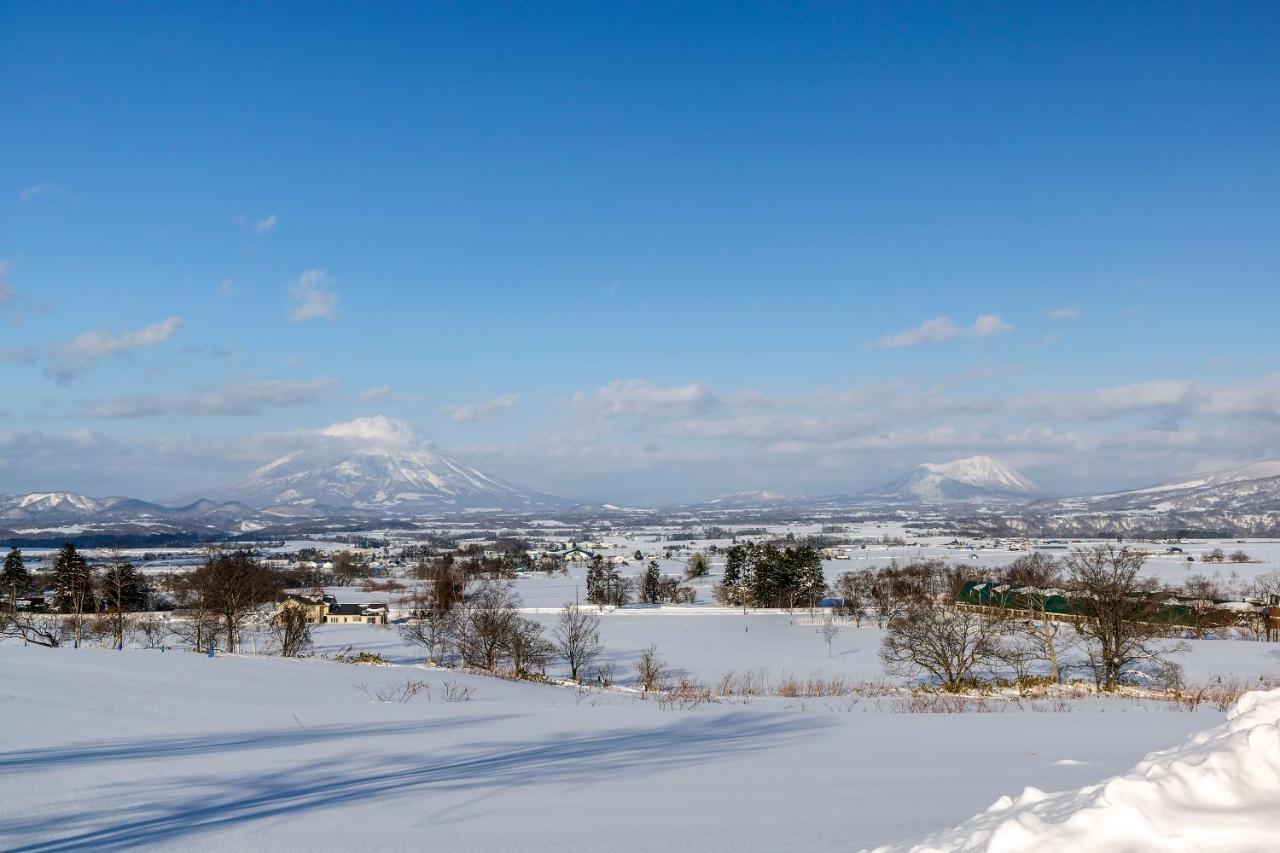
2,647,1276,851
876,687,1280,853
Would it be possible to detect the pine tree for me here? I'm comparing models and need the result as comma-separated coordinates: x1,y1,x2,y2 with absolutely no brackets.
101,556,150,611
585,555,607,605
717,544,746,606
52,542,95,648
640,560,662,605
52,543,94,614
1,547,31,601
793,544,827,607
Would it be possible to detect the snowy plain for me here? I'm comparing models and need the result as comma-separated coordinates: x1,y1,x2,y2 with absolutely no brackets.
0,645,1239,852
6,527,1280,850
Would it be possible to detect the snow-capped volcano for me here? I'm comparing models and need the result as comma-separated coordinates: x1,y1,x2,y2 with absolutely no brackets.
869,456,1041,503
213,416,567,513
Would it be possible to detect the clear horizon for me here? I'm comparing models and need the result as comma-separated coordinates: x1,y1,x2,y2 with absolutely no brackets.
3,2,1279,503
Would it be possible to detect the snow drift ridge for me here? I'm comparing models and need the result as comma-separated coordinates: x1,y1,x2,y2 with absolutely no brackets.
872,686,1280,852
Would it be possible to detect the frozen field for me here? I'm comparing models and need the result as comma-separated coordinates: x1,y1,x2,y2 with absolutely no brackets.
0,645,1237,852
305,612,1280,690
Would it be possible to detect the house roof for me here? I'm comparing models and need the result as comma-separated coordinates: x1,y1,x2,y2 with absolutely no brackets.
328,603,381,616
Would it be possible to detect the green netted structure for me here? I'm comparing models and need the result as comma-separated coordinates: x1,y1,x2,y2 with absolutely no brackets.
955,580,1209,628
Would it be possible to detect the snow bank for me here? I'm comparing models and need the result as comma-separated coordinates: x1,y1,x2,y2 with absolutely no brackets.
873,687,1280,852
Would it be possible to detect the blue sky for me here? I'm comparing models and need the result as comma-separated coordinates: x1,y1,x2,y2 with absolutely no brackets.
2,2,1279,503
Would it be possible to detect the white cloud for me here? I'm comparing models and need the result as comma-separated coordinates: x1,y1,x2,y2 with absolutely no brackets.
321,415,417,448
446,393,521,423
573,379,718,417
81,376,338,418
1046,306,1081,321
18,181,60,203
46,316,183,382
217,279,237,296
870,314,1013,348
358,385,395,402
254,213,278,233
288,269,338,322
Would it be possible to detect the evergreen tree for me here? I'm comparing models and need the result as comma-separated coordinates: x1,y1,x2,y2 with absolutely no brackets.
1,547,31,600
101,556,150,612
640,559,663,604
52,543,94,614
717,544,747,606
793,544,827,607
585,555,607,605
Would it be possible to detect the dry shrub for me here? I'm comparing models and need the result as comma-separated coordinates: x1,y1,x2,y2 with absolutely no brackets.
715,668,770,697
890,692,1001,713
441,680,475,702
358,679,430,703
657,677,717,710
635,645,666,692
361,579,406,593
333,649,391,665
1171,675,1280,712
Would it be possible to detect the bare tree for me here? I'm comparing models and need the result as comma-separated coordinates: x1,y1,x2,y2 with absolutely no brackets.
821,617,840,658
132,615,169,649
833,570,872,626
554,604,602,683
459,579,520,671
635,644,666,692
101,550,149,650
1065,546,1189,691
1000,552,1068,683
1,611,69,647
1180,574,1230,639
330,550,367,586
399,589,458,665
879,603,1005,690
193,550,281,653
269,605,313,657
506,617,554,678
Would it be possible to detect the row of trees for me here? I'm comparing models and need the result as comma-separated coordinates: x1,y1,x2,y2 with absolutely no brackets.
2,547,291,653
878,547,1191,691
714,543,826,609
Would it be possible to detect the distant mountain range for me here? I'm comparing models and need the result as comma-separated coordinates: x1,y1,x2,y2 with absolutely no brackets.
7,451,1280,543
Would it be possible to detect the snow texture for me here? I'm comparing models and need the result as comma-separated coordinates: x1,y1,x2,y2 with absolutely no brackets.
874,687,1280,852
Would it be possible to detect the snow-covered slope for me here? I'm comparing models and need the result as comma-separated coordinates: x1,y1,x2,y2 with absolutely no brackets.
875,686,1280,852
869,456,1041,503
212,416,567,513
701,490,797,508
1036,460,1280,516
0,491,105,520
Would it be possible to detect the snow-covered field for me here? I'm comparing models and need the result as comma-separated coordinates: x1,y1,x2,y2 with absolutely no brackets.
306,613,1280,690
0,645,1251,852
6,528,1280,850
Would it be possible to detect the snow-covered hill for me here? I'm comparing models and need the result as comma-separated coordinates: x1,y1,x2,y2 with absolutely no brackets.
1034,460,1280,516
700,490,797,509
211,416,568,513
868,456,1041,503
